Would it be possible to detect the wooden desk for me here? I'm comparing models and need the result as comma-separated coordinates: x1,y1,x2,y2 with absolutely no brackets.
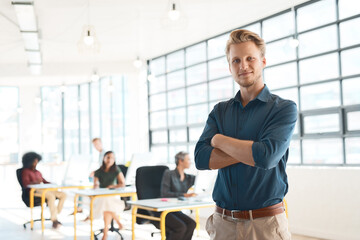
73,187,137,240
28,183,90,232
129,198,214,240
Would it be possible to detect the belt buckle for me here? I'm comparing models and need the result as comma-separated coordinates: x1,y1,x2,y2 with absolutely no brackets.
231,210,241,220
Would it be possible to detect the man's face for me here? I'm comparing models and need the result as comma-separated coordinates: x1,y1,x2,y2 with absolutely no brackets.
93,140,103,152
228,41,266,89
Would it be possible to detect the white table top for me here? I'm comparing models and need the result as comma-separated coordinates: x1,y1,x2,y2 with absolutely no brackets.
73,186,136,196
27,183,89,189
128,197,215,211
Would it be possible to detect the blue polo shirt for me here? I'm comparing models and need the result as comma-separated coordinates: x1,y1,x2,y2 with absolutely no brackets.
194,85,297,211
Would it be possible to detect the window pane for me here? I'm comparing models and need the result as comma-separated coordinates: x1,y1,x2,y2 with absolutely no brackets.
300,82,340,110
288,140,301,164
112,77,126,161
299,53,339,84
90,82,100,138
297,0,336,32
149,75,166,94
186,63,207,85
64,86,79,159
243,23,261,36
187,83,208,105
100,78,112,149
263,12,294,42
272,88,299,109
341,47,360,76
304,113,340,134
343,77,360,105
150,93,166,111
0,87,19,163
150,57,165,76
169,128,187,143
167,70,185,90
208,57,230,80
168,89,186,108
80,84,90,154
152,130,168,144
151,145,168,163
208,34,228,59
42,87,62,162
188,104,208,124
347,111,360,131
340,18,360,48
298,25,338,58
339,0,360,19
150,111,167,129
303,138,343,164
168,108,186,127
345,137,360,164
266,38,296,66
189,127,204,142
264,62,297,90
169,145,188,162
167,50,184,72
186,42,206,66
209,77,233,101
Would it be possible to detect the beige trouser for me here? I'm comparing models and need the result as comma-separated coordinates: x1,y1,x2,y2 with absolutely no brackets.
35,190,67,221
206,211,291,240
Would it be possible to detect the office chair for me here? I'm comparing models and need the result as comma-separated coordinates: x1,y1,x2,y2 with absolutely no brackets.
135,165,169,236
93,164,128,240
16,168,51,230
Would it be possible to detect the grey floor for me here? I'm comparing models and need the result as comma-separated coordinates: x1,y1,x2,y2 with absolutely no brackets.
0,192,325,240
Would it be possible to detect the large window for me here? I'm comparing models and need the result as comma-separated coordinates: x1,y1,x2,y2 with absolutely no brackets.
0,87,19,163
148,0,360,166
41,75,129,163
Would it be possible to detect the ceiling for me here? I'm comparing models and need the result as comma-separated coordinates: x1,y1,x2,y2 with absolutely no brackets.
0,0,309,84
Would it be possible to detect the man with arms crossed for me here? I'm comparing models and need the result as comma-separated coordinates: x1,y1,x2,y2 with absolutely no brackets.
195,29,297,239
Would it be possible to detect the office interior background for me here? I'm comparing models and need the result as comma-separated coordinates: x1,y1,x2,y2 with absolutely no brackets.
0,0,359,239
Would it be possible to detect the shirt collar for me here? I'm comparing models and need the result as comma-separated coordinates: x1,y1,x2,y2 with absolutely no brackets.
234,84,271,103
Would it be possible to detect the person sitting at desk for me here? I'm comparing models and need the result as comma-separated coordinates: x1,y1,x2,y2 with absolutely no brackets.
160,151,197,240
93,151,125,240
21,152,67,229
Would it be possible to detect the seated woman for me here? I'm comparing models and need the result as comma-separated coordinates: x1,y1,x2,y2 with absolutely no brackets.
93,151,125,240
21,152,67,229
160,151,197,240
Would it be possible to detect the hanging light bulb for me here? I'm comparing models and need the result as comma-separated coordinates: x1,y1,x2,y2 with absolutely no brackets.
168,3,180,21
91,70,100,82
133,57,143,69
289,38,299,48
147,74,156,82
83,30,94,46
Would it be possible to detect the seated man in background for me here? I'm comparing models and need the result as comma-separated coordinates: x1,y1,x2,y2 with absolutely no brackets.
160,151,197,240
21,152,67,229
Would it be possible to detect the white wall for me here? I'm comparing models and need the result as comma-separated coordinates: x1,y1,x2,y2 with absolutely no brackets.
286,167,360,240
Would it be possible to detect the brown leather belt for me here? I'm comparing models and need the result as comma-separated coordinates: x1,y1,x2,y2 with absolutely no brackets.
215,202,285,220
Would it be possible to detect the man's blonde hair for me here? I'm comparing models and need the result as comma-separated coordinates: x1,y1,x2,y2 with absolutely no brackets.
225,29,266,61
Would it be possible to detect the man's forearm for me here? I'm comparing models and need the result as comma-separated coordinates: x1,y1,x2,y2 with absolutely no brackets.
212,134,255,167
209,148,239,169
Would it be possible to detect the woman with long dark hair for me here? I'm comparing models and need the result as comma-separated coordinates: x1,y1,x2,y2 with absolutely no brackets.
93,151,125,240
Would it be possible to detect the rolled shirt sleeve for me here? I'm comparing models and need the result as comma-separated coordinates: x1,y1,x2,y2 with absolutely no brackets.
194,107,219,170
252,101,298,170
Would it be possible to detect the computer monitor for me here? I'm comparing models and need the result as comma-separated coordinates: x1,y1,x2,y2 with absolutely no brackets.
125,152,153,186
193,169,218,196
62,154,94,185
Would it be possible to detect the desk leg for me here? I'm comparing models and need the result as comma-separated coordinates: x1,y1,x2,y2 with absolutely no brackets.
74,194,78,240
131,206,137,240
30,188,35,230
160,210,169,240
90,197,94,240
41,190,47,233
195,208,200,236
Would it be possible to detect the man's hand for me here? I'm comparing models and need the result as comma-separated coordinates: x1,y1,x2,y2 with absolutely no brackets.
184,193,197,198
